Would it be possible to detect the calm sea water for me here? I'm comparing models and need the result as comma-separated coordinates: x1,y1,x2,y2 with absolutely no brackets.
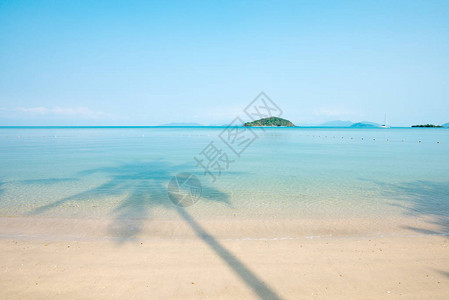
0,127,448,228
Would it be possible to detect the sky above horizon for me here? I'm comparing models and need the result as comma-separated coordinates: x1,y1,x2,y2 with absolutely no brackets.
1,0,448,126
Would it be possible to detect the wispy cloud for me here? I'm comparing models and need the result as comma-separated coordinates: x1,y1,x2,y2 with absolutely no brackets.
0,106,116,119
15,107,49,114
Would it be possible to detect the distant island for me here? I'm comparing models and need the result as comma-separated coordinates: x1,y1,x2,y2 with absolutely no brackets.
411,124,443,128
350,121,381,128
243,117,295,127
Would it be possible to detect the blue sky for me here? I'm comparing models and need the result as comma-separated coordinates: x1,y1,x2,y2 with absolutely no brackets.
1,0,448,126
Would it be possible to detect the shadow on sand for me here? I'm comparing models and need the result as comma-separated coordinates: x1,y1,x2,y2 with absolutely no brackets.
27,160,230,242
27,160,282,300
19,177,79,185
369,179,449,237
176,206,281,299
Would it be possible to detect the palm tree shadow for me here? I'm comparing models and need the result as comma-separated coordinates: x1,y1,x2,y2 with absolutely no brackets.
27,160,282,299
366,179,449,237
27,160,231,243
176,207,282,299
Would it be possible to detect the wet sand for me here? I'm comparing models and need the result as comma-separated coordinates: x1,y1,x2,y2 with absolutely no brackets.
1,215,449,299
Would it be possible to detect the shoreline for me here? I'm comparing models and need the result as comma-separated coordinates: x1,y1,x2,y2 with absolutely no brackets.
1,214,446,241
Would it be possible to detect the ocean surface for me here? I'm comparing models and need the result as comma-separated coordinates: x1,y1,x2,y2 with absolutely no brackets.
0,127,448,238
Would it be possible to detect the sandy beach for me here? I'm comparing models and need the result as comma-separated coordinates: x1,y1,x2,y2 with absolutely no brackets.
2,0,449,298
1,216,448,299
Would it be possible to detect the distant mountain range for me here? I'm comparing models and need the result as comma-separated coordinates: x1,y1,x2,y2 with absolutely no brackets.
303,120,380,127
298,120,380,127
319,120,354,127
443,122,449,128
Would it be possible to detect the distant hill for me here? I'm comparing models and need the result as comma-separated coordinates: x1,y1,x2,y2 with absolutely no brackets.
350,121,380,128
243,117,295,127
319,120,354,127
443,122,449,128
160,123,203,126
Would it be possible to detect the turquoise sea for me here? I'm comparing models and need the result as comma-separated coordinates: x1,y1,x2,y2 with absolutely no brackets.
0,127,448,238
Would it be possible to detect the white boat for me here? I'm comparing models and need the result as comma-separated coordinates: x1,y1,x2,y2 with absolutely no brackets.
380,113,390,128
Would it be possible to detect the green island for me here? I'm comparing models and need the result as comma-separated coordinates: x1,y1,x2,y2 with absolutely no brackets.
243,117,295,127
411,124,443,128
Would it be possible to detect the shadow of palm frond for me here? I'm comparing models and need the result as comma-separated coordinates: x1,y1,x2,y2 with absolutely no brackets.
435,270,449,278
0,178,78,203
19,178,79,185
28,160,231,243
369,179,449,236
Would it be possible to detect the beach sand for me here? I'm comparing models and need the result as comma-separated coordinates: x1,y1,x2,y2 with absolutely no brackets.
1,216,449,299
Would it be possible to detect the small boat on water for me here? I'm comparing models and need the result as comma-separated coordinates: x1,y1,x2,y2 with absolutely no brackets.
380,113,390,128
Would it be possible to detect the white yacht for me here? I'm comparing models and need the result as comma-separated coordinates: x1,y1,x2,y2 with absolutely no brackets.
380,113,390,128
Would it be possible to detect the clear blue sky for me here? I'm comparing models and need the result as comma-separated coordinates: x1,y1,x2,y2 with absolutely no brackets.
1,0,448,126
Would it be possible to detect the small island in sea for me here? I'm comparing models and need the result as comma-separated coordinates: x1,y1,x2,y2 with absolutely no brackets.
411,124,443,128
243,117,295,127
350,121,381,128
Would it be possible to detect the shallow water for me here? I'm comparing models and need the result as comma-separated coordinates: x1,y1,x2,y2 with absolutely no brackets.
0,127,448,237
